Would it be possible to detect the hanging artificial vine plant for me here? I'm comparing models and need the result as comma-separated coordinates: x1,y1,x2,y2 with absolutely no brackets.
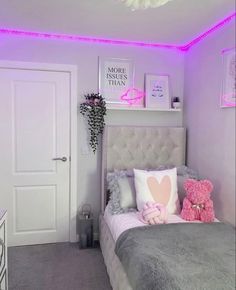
80,93,106,153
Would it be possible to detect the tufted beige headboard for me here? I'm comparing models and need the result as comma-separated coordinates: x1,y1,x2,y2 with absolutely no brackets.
101,126,186,212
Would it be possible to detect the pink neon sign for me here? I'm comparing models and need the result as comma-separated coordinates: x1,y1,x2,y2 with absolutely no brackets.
221,46,236,54
120,88,145,105
221,93,236,107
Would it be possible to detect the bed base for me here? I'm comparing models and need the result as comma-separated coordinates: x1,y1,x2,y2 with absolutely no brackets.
99,214,132,290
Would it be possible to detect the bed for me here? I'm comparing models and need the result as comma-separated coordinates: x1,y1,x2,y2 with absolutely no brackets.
99,126,235,290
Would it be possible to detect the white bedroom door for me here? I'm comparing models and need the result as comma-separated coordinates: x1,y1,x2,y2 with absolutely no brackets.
0,67,70,246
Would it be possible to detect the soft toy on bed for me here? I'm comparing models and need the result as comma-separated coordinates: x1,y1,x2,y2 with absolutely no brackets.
180,179,215,222
139,201,168,225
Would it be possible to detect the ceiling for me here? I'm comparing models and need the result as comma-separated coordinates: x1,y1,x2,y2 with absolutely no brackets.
0,0,235,45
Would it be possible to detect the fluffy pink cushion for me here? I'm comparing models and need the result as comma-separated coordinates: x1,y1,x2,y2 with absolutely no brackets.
139,201,168,225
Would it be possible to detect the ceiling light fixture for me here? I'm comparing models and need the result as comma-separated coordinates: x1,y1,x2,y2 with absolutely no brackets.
121,0,174,10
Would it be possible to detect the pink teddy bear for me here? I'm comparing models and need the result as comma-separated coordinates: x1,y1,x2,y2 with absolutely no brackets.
139,201,168,225
180,179,215,222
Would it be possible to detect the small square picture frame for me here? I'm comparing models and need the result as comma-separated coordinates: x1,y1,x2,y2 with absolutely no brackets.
145,74,170,109
220,47,236,108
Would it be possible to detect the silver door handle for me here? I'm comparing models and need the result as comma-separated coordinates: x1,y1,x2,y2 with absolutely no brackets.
52,156,67,162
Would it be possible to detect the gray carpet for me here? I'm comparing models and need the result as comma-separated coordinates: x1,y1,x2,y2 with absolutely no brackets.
8,243,112,290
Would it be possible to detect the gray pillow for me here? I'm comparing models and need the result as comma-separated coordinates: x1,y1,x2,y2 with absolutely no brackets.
176,166,199,205
107,170,136,215
118,176,136,209
177,176,189,205
176,165,199,179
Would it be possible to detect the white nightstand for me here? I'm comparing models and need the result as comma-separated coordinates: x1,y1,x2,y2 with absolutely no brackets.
0,210,7,290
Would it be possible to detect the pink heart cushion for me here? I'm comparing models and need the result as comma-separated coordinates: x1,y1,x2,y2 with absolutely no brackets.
134,168,179,214
147,175,171,205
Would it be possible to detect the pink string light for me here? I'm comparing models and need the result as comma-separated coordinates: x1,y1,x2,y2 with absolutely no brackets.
181,12,236,51
221,93,236,107
0,12,235,51
0,28,180,50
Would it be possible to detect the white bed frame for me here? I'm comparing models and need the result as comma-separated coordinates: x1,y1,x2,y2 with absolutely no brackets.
99,126,186,290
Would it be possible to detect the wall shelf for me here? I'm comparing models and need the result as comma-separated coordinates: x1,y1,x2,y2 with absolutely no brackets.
106,106,181,112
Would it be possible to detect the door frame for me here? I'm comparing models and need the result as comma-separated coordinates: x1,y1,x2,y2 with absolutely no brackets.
0,60,78,242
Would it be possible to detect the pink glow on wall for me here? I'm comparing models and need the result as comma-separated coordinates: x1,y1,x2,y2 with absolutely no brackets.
0,12,235,51
120,88,145,105
221,93,236,107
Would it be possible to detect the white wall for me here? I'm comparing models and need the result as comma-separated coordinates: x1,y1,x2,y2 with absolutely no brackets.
0,35,185,234
184,21,235,225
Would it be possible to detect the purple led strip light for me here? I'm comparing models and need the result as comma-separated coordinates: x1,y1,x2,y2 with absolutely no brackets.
0,28,179,50
180,12,236,51
0,12,235,51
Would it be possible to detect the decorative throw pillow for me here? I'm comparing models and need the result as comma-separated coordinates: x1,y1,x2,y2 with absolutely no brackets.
177,165,199,179
107,167,172,215
107,166,198,215
118,176,136,209
134,168,180,214
176,166,199,205
107,170,136,215
139,201,168,225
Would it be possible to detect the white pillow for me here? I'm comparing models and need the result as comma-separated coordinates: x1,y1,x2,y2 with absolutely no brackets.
134,168,180,214
118,176,136,209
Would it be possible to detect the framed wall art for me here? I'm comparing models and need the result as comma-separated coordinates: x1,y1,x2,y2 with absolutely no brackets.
145,74,170,109
221,47,236,108
99,57,134,105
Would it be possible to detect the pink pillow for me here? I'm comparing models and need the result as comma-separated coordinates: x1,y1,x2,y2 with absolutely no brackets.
139,201,168,225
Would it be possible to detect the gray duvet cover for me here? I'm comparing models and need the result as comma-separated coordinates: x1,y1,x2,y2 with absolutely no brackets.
115,223,235,290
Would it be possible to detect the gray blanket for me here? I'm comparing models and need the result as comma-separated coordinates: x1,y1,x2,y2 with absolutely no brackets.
115,223,235,290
